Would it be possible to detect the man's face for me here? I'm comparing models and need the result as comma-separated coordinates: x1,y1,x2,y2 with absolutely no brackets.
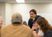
29,12,36,19
0,17,3,27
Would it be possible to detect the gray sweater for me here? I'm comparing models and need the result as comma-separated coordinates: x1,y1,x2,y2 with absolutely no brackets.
44,30,52,37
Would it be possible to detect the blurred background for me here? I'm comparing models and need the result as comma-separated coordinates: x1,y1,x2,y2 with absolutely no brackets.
0,0,52,26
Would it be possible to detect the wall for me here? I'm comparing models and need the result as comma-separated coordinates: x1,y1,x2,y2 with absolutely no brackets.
0,3,5,26
5,3,52,26
5,3,12,26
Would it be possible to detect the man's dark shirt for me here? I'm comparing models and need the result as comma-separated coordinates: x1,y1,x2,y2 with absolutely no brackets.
28,15,41,28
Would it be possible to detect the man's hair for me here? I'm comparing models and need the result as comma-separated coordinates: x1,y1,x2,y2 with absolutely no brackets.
11,13,22,25
29,9,37,14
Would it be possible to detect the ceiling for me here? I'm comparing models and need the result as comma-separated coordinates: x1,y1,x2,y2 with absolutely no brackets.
0,0,52,4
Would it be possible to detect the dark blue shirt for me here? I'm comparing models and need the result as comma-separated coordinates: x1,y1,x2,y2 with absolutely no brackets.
28,15,41,28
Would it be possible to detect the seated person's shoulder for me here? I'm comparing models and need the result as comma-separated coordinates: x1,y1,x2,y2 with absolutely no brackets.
22,24,31,29
22,25,33,37
22,24,31,31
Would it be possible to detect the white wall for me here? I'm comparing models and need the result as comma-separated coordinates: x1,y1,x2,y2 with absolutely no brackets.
0,3,5,26
0,3,5,16
5,3,12,26
5,3,52,26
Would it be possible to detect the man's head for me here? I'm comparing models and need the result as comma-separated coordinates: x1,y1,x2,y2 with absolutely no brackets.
11,13,22,25
0,16,3,27
29,9,37,19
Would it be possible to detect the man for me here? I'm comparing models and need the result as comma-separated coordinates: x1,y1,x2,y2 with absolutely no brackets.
0,16,3,37
28,9,40,28
1,13,33,37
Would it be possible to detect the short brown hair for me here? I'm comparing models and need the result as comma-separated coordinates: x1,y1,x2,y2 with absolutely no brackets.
29,9,37,14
